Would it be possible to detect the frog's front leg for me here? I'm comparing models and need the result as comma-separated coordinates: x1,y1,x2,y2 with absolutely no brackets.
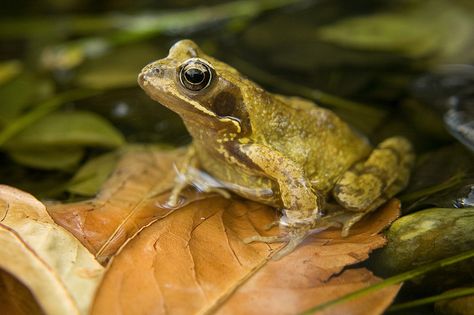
333,136,415,236
237,143,323,256
168,145,230,207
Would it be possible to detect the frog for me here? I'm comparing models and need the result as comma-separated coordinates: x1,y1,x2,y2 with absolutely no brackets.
138,39,415,259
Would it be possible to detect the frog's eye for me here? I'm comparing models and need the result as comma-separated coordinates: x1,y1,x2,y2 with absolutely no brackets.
179,60,213,91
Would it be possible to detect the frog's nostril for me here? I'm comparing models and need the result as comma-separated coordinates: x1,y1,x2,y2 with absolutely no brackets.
151,67,162,76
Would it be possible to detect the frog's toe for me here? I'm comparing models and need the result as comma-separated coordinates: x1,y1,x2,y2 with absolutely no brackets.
243,234,288,244
263,220,280,231
166,193,180,208
340,212,365,237
271,233,307,260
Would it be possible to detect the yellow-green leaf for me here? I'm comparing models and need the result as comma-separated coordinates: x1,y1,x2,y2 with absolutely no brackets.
317,0,474,61
3,111,125,150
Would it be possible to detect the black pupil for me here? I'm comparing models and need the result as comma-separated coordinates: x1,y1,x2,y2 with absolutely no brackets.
184,68,205,84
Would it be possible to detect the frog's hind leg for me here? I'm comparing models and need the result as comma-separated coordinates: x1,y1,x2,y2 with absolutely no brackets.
332,136,415,236
243,229,307,260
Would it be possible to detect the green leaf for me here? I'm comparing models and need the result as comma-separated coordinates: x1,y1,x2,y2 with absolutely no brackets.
3,111,125,151
0,89,99,146
317,0,474,61
75,44,165,90
0,73,52,126
8,147,84,170
66,151,119,196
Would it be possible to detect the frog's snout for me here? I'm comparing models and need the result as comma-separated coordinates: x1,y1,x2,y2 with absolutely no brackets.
138,65,163,88
137,71,147,88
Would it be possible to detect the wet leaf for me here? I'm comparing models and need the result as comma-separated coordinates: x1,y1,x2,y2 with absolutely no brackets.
317,0,474,62
0,185,104,315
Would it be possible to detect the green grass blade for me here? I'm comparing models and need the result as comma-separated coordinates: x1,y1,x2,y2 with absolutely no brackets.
388,287,474,312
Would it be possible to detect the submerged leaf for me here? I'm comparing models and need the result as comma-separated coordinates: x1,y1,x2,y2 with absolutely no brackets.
317,0,474,62
0,185,104,315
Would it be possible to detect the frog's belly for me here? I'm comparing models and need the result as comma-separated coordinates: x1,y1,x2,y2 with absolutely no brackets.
196,151,282,207
218,175,281,207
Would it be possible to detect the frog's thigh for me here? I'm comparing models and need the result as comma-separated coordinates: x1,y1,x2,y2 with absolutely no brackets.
333,136,414,211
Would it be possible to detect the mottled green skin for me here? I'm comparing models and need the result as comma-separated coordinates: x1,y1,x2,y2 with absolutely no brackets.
138,40,414,256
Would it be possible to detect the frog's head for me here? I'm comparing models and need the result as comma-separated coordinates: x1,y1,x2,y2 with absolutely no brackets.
138,39,251,136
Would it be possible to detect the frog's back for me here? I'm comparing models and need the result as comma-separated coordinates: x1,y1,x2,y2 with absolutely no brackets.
249,92,372,193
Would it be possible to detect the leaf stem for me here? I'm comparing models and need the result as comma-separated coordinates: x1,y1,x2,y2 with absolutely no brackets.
387,287,474,312
298,249,474,315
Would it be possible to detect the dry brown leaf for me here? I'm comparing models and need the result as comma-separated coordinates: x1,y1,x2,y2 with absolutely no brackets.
89,195,401,315
216,200,401,315
48,146,206,263
47,146,401,314
0,185,104,315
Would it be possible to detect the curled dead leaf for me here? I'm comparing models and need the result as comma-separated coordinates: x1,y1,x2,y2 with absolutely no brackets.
0,185,104,315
